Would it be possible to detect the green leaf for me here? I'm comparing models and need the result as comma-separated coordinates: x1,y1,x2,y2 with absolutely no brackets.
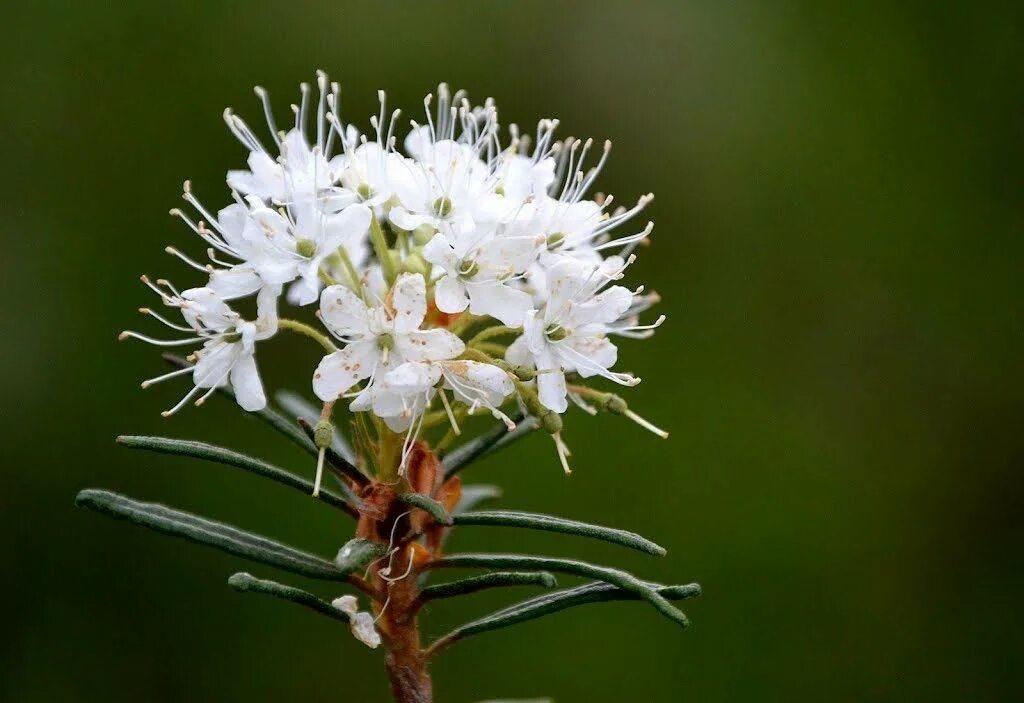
452,510,666,556
429,580,701,654
334,538,387,576
399,492,453,525
228,572,349,623
276,390,357,464
453,485,502,514
161,353,316,454
297,417,369,486
419,571,557,602
428,553,689,628
75,489,346,580
116,435,358,517
442,414,533,480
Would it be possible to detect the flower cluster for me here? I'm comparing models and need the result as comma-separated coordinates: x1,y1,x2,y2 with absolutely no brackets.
122,72,667,476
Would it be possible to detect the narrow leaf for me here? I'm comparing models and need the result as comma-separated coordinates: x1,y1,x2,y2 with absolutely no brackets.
430,580,701,654
228,572,349,623
442,413,533,480
334,538,387,576
419,571,557,602
453,510,665,556
116,435,358,517
428,553,688,628
454,485,503,515
297,417,369,486
400,492,453,525
76,489,345,580
276,389,357,464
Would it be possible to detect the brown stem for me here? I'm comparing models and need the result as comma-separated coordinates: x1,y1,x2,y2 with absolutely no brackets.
379,554,432,703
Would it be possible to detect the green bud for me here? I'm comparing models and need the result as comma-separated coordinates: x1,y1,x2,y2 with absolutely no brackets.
412,224,437,245
296,238,317,258
313,420,334,449
545,232,566,251
494,184,506,196
433,196,454,217
604,394,628,415
540,410,563,434
357,182,374,200
457,258,480,279
222,331,243,344
545,325,569,342
377,333,394,351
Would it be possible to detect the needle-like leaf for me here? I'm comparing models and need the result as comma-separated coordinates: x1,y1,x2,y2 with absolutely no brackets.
418,571,557,603
228,572,349,622
334,538,388,576
116,435,358,517
453,485,503,514
427,553,689,628
428,580,701,655
75,489,346,580
276,389,357,464
399,492,453,525
442,414,534,480
452,510,665,556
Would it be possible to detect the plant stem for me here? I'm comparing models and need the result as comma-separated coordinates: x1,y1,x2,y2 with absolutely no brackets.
278,318,336,352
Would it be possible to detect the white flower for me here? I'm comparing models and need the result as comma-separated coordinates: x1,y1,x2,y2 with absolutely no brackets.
384,358,516,428
421,231,534,327
121,281,277,415
312,273,465,414
242,198,371,305
506,258,640,413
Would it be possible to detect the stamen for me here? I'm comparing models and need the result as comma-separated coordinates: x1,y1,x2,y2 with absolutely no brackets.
553,432,572,474
438,388,461,435
312,446,326,497
624,409,669,439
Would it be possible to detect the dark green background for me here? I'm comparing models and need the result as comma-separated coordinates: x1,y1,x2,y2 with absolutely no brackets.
3,2,1021,701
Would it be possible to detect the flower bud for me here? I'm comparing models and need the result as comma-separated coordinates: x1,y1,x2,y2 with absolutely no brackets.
540,409,563,434
313,419,334,449
295,238,317,258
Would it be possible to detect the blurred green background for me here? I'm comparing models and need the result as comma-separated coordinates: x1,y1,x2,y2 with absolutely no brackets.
3,1,1022,701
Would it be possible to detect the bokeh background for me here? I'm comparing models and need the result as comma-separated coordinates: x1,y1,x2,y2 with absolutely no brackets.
3,1,1022,701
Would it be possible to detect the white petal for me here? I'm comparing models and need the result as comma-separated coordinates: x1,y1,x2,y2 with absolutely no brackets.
385,361,442,392
230,354,266,411
318,204,371,254
349,612,381,648
390,273,427,333
567,285,634,328
434,275,469,314
504,334,533,369
421,234,460,272
467,281,531,327
319,284,371,337
331,595,358,616
566,336,618,377
193,342,238,388
442,360,513,407
396,329,465,363
312,342,377,401
388,205,428,232
208,266,263,300
535,349,568,413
